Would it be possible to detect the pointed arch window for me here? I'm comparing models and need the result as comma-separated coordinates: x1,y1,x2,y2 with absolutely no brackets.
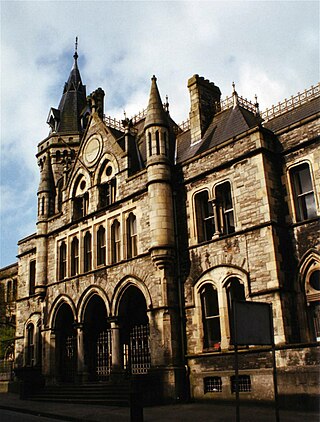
127,213,137,259
200,284,221,350
59,242,67,280
111,219,121,264
73,177,89,220
290,163,317,221
83,232,92,272
70,237,79,276
148,133,152,157
26,324,35,366
97,225,106,266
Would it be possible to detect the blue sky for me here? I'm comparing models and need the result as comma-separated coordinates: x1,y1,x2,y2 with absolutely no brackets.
1,0,319,268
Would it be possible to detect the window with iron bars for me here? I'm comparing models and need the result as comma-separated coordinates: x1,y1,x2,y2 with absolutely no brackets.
204,376,222,393
231,375,251,393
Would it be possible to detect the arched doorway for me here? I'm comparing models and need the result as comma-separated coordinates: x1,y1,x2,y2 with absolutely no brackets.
83,295,111,381
118,285,150,374
54,303,76,382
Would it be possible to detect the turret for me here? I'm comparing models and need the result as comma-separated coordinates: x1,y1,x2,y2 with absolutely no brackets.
145,76,175,268
37,152,55,221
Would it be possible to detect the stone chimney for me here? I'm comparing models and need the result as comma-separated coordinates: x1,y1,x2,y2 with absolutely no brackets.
188,75,221,145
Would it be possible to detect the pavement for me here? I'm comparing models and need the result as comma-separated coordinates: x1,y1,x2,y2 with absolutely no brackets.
0,393,319,422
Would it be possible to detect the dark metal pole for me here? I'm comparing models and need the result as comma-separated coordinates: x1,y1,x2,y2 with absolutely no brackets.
269,304,280,422
233,301,240,422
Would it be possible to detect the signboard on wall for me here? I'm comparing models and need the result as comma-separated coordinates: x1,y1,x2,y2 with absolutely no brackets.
232,301,273,346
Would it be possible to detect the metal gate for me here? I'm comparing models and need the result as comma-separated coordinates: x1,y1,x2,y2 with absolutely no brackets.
124,324,151,374
96,330,112,380
62,334,76,382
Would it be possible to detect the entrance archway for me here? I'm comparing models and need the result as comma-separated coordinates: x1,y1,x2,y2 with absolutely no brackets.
118,285,150,374
83,295,111,381
54,303,76,382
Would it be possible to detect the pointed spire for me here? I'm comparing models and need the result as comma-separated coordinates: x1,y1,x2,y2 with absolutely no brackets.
54,39,87,133
144,75,168,130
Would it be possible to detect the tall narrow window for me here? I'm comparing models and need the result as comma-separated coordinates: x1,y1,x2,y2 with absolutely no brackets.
59,242,67,280
290,163,317,221
306,270,320,341
148,133,152,157
216,182,235,235
70,237,79,276
26,324,35,366
155,130,160,155
6,280,12,303
29,260,36,295
127,213,137,259
164,132,168,156
226,278,246,343
111,220,121,264
200,284,221,350
97,225,106,266
99,179,116,208
84,232,92,272
195,191,215,242
73,177,89,220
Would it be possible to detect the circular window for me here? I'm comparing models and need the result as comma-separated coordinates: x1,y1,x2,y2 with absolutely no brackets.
106,166,113,176
309,271,320,291
80,180,86,190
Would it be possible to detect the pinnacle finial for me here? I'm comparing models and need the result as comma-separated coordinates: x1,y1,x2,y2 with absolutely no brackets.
232,81,238,108
74,36,79,61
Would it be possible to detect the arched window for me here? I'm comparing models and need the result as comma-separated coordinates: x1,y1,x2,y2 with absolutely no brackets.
70,237,79,276
195,191,215,242
200,284,221,350
111,220,121,264
164,132,168,156
226,278,246,343
56,178,63,213
127,213,137,259
290,163,317,221
215,182,235,235
98,161,116,209
26,324,35,366
59,242,67,280
97,225,106,266
83,232,92,272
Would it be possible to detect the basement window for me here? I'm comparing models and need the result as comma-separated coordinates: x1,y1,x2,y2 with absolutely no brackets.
231,375,251,393
204,376,222,393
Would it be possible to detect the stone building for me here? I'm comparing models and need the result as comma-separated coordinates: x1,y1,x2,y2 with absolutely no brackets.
4,48,320,405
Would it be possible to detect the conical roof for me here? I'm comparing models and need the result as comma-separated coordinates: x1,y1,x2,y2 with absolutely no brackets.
144,76,168,130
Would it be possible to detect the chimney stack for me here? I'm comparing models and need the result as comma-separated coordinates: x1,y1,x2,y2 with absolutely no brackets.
188,75,221,145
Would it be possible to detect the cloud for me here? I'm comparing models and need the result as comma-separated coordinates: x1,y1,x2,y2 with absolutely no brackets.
1,0,319,267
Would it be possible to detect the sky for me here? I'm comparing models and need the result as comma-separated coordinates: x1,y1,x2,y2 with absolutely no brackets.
0,0,319,268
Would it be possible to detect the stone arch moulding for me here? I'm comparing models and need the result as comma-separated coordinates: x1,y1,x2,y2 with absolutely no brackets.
24,312,41,330
69,168,91,199
77,285,111,323
298,249,320,292
94,152,120,186
48,294,77,329
111,276,153,316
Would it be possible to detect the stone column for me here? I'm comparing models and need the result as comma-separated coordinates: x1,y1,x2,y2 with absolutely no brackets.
108,317,122,375
74,323,86,383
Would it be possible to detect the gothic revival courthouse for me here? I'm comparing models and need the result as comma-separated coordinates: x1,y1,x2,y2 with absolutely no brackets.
12,48,319,405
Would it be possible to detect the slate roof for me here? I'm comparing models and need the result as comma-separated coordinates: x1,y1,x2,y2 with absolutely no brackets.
263,96,320,133
176,105,262,163
56,55,87,133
